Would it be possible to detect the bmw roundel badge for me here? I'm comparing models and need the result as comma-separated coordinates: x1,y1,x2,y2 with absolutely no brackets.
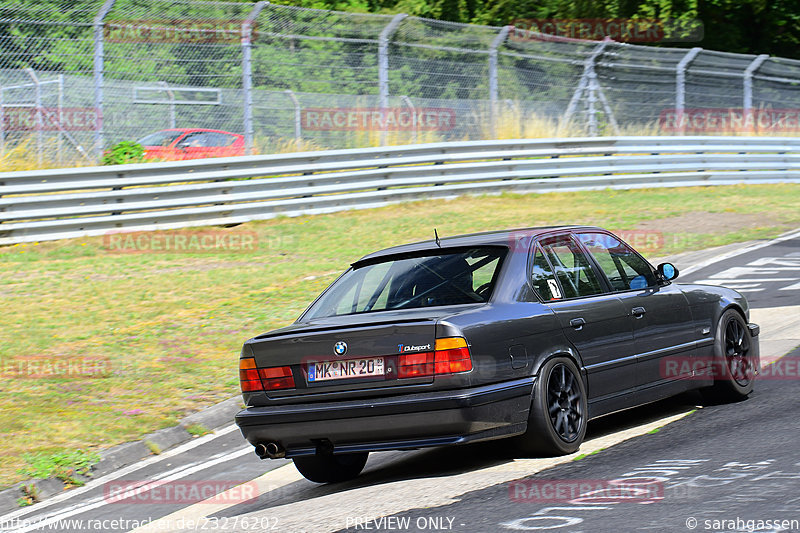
334,341,348,356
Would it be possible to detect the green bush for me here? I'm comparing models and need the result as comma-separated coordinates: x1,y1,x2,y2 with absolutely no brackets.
102,141,145,165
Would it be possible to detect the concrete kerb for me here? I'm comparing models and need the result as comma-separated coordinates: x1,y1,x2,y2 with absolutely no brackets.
0,396,243,513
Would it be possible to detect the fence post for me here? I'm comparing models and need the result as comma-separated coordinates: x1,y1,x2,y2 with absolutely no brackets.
489,25,512,139
675,47,702,134
399,95,416,143
157,81,176,129
58,74,64,164
242,1,268,156
284,89,302,149
743,54,769,112
23,69,43,165
0,90,4,157
379,14,408,146
93,0,116,160
563,40,609,136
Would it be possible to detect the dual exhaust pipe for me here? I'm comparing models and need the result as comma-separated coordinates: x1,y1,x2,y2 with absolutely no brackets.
255,441,285,459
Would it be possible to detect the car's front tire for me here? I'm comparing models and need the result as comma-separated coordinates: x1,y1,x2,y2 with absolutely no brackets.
517,356,587,456
701,309,756,403
293,452,369,483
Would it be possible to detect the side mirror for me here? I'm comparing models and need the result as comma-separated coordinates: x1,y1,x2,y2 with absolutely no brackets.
657,262,679,282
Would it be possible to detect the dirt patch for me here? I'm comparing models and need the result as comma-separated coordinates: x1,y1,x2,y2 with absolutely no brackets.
634,211,783,234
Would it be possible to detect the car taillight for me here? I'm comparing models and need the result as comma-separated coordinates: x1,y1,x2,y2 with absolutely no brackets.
398,337,472,378
239,358,261,391
397,351,434,378
434,337,473,374
239,358,295,392
258,366,295,390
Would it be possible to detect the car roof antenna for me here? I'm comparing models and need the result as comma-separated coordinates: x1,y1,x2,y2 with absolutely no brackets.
434,228,441,248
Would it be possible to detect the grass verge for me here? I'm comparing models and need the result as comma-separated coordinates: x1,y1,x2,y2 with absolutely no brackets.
1,184,798,488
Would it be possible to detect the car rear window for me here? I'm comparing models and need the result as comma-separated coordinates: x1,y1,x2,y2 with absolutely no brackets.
301,247,506,320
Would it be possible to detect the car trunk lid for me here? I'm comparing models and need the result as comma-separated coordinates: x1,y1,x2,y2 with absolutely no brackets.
246,316,439,398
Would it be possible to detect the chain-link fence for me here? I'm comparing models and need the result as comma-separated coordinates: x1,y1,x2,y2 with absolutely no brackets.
2,0,800,164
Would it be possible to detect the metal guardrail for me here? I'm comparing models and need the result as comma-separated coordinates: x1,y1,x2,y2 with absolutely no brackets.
2,136,799,245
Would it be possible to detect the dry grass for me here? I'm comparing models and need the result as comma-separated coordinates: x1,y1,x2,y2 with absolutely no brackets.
0,139,91,172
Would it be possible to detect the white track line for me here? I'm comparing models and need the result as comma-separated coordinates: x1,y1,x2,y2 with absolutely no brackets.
0,424,240,524
129,463,305,533
7,448,246,530
7,446,253,533
681,227,800,277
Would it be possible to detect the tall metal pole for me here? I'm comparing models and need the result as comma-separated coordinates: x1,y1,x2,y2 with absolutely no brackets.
563,40,609,135
242,1,268,155
743,54,769,111
594,79,620,135
399,95,416,144
58,74,64,164
157,81,176,129
0,89,4,157
675,47,702,134
93,0,116,160
24,69,43,164
378,14,408,146
284,89,301,149
489,25,511,138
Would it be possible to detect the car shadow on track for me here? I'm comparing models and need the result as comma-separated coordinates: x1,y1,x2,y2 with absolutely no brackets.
214,390,703,519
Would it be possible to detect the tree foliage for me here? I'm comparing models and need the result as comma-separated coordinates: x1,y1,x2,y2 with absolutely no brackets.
272,0,800,59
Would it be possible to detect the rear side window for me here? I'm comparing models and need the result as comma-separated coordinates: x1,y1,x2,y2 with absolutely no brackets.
301,248,506,320
538,235,604,298
530,244,562,300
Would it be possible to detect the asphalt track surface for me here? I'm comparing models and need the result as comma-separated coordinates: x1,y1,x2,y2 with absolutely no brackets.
334,345,800,533
2,231,798,533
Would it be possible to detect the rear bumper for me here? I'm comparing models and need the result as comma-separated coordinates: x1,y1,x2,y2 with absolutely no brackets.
235,377,534,457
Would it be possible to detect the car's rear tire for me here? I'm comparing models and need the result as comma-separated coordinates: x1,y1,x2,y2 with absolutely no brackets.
293,452,369,483
700,309,756,403
517,356,587,456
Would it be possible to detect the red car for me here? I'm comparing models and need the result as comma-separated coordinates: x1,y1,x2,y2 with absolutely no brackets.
137,128,245,160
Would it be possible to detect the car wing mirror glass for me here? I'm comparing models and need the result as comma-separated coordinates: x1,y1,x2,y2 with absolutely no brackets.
656,262,679,282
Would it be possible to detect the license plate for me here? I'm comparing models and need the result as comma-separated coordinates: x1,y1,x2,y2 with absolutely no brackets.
307,357,385,382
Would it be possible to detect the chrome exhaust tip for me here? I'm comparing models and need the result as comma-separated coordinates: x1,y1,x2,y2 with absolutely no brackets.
255,442,285,459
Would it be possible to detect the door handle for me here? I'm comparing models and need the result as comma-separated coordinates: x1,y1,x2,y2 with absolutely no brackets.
569,317,586,329
632,306,646,318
